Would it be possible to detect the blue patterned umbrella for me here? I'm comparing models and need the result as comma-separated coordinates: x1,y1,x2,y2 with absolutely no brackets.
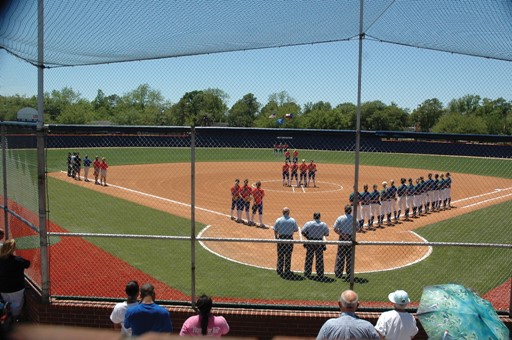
417,284,509,340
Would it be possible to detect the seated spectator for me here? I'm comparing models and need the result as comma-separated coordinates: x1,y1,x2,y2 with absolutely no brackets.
124,283,172,336
375,290,418,340
317,289,379,340
0,239,31,319
110,280,140,337
179,294,230,337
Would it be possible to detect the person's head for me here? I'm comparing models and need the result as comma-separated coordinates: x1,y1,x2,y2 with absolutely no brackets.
140,283,155,301
282,207,290,216
338,290,359,311
195,294,213,335
244,179,249,185
0,228,4,240
382,181,387,188
363,184,368,191
310,160,314,164
388,290,410,310
428,173,432,179
0,239,16,258
313,212,321,220
102,157,106,161
446,172,451,177
435,173,439,179
390,179,395,186
401,178,406,184
125,280,139,300
344,204,352,215
302,159,306,163
255,181,261,188
234,179,240,185
373,184,378,190
95,155,99,160
408,178,413,184
85,154,88,159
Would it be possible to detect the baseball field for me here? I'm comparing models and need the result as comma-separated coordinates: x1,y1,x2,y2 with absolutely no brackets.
7,146,512,309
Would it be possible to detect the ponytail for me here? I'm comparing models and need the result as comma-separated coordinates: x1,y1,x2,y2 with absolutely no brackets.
196,294,213,336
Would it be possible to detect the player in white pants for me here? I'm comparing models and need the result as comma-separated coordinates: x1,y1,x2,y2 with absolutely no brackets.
406,178,415,218
396,178,408,221
359,184,374,231
369,184,381,228
380,181,392,226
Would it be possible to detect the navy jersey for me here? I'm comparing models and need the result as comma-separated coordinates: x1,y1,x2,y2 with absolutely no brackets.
370,190,380,204
446,176,452,188
406,183,415,196
360,191,371,205
380,189,388,201
387,185,397,200
349,192,360,203
425,179,434,191
397,184,407,197
414,183,422,195
433,179,440,190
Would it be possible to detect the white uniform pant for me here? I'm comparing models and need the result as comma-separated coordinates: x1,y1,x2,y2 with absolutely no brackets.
420,193,427,208
406,195,414,209
360,204,372,222
381,200,392,215
414,195,422,208
351,204,362,220
370,203,380,219
397,196,407,212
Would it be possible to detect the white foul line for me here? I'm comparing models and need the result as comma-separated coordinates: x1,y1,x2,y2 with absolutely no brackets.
453,186,512,203
461,192,512,209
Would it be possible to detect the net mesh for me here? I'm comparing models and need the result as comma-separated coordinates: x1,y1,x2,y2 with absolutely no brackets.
1,0,512,67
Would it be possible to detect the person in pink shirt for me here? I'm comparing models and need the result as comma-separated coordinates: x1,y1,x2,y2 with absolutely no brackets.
179,295,229,337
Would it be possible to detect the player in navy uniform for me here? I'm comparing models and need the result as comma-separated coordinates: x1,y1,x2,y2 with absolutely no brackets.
349,191,364,233
445,172,452,209
359,184,374,231
424,173,434,213
380,182,392,226
369,184,381,228
396,178,408,221
433,174,441,211
406,178,416,218
388,180,398,223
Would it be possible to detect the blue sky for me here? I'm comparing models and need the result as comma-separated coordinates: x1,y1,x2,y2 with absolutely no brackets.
1,40,512,111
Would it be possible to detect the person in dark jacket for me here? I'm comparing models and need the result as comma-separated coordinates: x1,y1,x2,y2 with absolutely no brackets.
0,239,31,318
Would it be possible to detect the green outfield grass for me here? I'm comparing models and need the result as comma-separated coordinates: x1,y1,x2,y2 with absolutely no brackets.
30,147,511,305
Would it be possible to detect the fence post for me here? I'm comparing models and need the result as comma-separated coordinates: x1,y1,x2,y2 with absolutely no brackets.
1,125,8,238
190,126,197,306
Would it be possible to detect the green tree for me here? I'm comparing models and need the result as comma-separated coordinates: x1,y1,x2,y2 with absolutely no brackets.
447,94,481,115
44,87,83,122
410,98,444,132
227,93,260,127
56,100,95,124
0,94,37,121
432,112,487,134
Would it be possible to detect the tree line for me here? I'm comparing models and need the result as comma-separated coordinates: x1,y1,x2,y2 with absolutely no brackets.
1,84,511,135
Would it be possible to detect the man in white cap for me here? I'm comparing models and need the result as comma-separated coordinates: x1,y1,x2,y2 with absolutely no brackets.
374,290,418,340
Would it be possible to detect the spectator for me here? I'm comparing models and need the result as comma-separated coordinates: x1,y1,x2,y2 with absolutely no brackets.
124,283,172,337
301,212,329,280
375,290,418,340
0,239,31,319
273,207,299,279
317,289,379,340
179,294,230,337
110,280,140,337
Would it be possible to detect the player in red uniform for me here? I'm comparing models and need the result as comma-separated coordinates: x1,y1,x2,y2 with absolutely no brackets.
290,160,299,187
230,179,241,221
282,161,290,186
284,149,291,162
292,149,299,163
239,179,253,224
250,181,266,227
100,157,109,187
307,160,317,187
93,155,101,185
299,159,308,186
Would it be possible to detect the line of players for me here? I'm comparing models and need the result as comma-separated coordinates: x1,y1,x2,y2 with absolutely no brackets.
230,179,267,228
351,172,452,232
282,159,317,187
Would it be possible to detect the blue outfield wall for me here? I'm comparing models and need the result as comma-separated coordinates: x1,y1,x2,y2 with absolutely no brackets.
4,124,512,159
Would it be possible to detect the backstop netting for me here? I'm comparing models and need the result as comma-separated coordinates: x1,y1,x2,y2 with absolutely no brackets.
3,123,510,312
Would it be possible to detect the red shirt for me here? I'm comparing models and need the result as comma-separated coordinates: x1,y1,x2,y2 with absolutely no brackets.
293,151,298,158
299,162,308,173
282,163,290,172
284,151,290,158
100,161,108,170
239,185,252,200
252,188,265,204
290,163,298,172
308,163,317,173
93,160,101,169
231,185,240,200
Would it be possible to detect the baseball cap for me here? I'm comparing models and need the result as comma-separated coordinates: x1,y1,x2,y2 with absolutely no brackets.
382,181,387,186
388,290,410,305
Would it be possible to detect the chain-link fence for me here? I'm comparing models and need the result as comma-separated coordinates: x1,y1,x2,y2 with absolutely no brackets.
2,123,511,313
